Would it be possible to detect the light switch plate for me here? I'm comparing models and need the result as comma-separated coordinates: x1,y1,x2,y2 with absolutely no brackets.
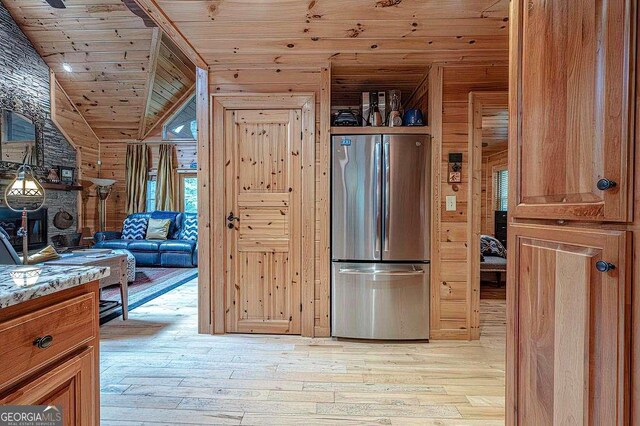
446,195,457,211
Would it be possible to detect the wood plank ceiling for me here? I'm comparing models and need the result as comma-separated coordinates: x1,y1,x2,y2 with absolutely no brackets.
140,33,196,139
5,0,509,139
482,105,508,155
2,0,194,142
155,0,510,68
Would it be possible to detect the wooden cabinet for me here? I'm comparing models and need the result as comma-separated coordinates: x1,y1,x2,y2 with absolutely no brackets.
506,224,630,424
1,348,96,426
508,0,637,422
509,0,635,222
0,283,100,426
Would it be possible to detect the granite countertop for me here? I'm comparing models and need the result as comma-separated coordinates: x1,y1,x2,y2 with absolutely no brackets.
0,265,109,309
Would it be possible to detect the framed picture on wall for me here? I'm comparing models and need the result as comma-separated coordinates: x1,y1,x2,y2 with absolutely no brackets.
58,165,74,185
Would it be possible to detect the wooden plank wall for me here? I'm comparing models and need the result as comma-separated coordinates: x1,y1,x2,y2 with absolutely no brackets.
100,142,128,231
414,64,508,339
481,149,508,235
51,79,101,233
209,67,331,336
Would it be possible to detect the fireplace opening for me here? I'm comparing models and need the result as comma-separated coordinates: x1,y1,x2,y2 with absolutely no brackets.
0,207,48,253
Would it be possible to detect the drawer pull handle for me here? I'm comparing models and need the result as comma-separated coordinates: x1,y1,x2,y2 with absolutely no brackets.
33,335,54,349
595,261,615,273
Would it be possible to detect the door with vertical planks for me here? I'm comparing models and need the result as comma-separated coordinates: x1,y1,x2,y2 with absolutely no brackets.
507,224,630,424
224,109,302,334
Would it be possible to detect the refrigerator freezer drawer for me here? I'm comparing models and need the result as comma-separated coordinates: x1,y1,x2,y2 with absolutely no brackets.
331,262,430,340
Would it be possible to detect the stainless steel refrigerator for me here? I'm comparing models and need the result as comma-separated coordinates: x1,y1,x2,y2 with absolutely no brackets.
331,134,430,340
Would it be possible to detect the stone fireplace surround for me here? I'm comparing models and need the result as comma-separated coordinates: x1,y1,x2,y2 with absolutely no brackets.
0,3,80,247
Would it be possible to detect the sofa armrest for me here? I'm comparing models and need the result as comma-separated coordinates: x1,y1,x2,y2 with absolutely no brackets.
94,231,122,243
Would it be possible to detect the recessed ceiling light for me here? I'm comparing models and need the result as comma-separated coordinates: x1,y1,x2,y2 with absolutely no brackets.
174,125,185,133
62,63,72,72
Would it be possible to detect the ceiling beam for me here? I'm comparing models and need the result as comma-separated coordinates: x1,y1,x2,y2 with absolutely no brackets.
138,27,163,140
132,0,208,69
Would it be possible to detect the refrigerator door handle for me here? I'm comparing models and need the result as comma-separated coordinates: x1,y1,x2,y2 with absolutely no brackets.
338,269,424,277
383,138,390,253
375,140,382,259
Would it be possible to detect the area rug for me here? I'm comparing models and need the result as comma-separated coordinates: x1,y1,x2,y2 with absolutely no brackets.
100,267,198,324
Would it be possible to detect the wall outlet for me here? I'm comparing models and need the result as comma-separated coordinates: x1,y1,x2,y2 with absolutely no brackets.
446,195,457,211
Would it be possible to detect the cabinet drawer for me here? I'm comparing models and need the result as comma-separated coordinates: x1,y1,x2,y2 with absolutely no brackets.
0,293,96,386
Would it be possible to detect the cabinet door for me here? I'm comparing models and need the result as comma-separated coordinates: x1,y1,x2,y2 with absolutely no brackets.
1,348,96,426
506,224,630,425
509,0,635,221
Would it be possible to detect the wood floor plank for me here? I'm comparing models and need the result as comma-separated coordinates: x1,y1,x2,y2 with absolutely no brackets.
101,406,244,425
240,413,392,425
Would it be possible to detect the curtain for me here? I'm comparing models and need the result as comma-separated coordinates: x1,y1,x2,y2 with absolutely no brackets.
125,144,149,214
156,144,177,211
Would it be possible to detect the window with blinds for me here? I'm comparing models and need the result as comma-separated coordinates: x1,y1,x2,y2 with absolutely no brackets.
495,169,508,211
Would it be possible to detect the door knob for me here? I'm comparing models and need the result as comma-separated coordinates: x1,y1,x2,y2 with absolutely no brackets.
595,261,616,273
227,212,239,229
597,178,617,190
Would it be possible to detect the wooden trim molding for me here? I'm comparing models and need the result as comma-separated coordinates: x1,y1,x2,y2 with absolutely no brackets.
195,67,212,334
131,0,208,69
467,91,508,340
315,66,331,337
210,93,316,336
427,65,443,338
138,28,163,140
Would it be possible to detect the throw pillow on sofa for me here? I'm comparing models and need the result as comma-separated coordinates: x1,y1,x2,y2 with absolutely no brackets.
180,214,198,241
122,216,148,240
146,218,172,240
151,211,180,238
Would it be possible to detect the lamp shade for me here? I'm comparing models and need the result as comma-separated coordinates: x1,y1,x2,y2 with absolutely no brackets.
4,164,46,212
86,178,116,188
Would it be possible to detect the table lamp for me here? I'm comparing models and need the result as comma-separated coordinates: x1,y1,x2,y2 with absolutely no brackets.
4,164,46,265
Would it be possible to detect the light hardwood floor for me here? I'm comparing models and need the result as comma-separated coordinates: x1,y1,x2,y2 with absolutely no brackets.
100,279,506,425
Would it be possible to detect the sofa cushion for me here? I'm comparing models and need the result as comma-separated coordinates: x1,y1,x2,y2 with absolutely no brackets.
122,216,148,240
151,211,180,239
480,255,507,271
146,218,171,240
179,214,198,241
97,239,133,250
159,239,197,254
127,240,163,252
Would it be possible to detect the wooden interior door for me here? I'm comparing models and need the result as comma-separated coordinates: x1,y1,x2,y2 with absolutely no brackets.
507,224,630,424
224,109,302,334
510,0,634,222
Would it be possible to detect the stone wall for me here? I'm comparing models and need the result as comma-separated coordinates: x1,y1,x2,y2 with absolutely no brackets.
0,2,79,246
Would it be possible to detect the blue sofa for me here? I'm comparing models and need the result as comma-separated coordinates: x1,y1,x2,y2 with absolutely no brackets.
94,212,197,267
